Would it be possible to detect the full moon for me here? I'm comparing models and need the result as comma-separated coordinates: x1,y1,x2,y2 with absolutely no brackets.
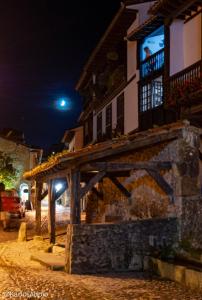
60,100,66,107
55,98,71,111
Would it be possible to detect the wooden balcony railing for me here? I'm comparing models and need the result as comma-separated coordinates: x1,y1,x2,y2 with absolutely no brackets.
170,60,202,89
167,59,202,107
140,48,164,78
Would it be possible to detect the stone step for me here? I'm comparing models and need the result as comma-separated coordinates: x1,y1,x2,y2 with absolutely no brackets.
30,253,65,271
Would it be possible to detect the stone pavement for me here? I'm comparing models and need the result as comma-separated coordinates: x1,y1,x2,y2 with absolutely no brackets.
0,240,202,300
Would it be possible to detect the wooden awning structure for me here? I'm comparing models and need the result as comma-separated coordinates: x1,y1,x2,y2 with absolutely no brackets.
127,15,164,41
76,5,137,91
25,121,202,244
24,122,188,182
149,0,202,20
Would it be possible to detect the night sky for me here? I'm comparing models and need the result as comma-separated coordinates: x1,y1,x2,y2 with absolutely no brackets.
0,0,121,149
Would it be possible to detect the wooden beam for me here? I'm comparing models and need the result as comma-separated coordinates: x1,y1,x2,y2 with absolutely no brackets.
70,170,81,224
170,0,199,19
81,171,130,182
48,180,56,244
109,176,131,198
80,171,106,199
35,181,43,235
39,189,48,201
146,169,174,202
80,161,172,173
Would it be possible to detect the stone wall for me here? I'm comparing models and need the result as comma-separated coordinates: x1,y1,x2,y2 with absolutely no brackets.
181,196,202,250
66,218,179,274
86,124,201,223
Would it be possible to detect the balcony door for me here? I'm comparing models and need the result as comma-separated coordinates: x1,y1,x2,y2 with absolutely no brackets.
139,26,165,130
139,76,165,130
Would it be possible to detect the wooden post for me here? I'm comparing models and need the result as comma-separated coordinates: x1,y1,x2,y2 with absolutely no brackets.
69,170,81,224
48,180,56,244
35,181,43,235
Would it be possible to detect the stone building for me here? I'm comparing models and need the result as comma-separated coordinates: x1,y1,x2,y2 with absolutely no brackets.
0,129,42,207
74,0,202,223
76,0,202,143
62,126,83,152
24,122,202,273
23,0,202,274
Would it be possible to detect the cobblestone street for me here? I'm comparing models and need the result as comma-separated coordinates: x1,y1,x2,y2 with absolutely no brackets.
0,240,202,300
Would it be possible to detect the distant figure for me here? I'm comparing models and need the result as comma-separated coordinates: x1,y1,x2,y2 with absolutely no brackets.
143,46,155,74
144,46,152,60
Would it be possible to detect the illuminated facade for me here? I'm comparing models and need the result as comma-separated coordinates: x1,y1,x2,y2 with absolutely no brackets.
77,0,202,144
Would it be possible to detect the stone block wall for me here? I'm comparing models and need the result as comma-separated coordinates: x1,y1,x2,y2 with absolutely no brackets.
86,125,201,223
66,218,179,274
181,196,202,250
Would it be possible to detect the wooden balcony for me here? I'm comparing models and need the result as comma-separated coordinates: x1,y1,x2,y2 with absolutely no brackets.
140,48,164,79
83,64,127,111
166,60,202,108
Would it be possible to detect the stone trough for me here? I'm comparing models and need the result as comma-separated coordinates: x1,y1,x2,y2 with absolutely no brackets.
150,257,202,291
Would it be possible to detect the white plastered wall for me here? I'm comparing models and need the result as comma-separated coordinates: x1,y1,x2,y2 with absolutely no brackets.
124,77,139,134
127,39,137,80
170,20,185,76
170,14,202,76
184,13,202,68
126,2,155,27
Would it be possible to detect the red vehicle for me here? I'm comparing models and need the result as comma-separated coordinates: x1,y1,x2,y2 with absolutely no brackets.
0,190,25,218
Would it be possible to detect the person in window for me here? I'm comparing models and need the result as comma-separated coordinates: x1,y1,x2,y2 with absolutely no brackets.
144,46,152,60
144,46,154,74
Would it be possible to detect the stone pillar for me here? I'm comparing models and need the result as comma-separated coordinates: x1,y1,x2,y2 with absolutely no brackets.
173,124,202,246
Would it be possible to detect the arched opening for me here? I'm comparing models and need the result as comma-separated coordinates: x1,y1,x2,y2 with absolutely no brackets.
20,183,31,210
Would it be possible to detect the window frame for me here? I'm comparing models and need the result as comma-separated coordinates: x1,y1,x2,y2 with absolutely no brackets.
116,93,124,135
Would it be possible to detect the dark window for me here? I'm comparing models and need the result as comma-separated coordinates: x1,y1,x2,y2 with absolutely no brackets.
106,104,112,139
117,93,124,135
97,112,102,142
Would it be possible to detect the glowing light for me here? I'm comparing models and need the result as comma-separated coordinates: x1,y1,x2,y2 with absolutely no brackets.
55,97,72,111
55,183,63,192
60,100,66,107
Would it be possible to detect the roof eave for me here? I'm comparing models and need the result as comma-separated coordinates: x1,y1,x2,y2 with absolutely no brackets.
76,5,137,91
126,15,164,41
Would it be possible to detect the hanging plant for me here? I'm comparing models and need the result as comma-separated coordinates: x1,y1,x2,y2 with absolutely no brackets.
167,74,202,107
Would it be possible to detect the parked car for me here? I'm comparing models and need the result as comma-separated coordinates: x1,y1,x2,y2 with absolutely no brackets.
0,190,25,219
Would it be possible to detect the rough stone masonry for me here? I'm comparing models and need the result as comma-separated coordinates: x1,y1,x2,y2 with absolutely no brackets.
65,123,202,274
66,218,178,274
